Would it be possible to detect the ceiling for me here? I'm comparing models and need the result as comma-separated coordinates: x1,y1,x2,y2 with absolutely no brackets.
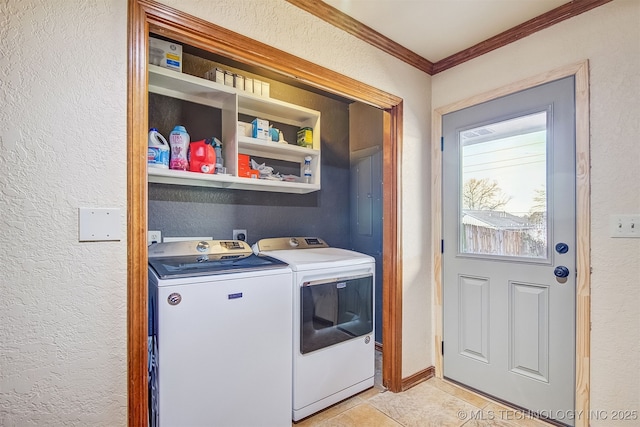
321,0,568,62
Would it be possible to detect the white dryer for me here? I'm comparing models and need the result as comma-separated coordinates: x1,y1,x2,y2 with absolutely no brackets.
253,237,375,421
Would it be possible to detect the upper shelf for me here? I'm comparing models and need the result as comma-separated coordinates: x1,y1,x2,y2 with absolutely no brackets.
148,65,320,128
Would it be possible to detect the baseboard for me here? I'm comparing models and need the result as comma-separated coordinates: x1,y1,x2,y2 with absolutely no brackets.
376,342,434,391
401,366,435,391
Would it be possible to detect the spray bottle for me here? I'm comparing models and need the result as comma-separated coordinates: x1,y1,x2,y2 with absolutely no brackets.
212,137,224,174
303,156,312,184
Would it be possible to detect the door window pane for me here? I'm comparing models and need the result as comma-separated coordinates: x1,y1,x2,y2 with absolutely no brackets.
460,111,548,258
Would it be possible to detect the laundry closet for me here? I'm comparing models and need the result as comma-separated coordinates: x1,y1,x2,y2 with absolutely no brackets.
146,35,384,425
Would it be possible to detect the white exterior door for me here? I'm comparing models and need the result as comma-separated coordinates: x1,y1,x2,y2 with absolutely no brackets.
442,76,576,425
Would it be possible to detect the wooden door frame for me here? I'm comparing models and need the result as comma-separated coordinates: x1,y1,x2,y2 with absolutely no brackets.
431,61,591,426
127,0,403,424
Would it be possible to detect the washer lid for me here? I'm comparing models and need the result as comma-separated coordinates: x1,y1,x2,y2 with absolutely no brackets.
148,239,288,279
149,253,288,279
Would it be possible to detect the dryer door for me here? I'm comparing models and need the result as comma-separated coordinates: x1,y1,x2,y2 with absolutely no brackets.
300,274,373,354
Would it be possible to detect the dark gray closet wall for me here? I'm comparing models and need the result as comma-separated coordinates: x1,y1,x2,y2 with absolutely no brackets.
148,52,352,247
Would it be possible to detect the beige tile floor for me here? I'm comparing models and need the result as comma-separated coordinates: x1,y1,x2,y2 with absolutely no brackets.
293,353,554,427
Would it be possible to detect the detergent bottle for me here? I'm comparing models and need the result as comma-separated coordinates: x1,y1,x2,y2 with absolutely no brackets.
188,139,216,174
169,125,190,170
148,128,169,169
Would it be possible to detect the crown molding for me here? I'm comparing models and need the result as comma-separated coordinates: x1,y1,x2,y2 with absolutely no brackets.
433,0,613,73
287,0,613,75
286,0,434,75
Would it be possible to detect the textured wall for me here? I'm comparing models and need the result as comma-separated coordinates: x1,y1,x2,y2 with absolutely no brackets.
1,1,432,424
3,0,635,424
0,0,128,426
433,0,640,421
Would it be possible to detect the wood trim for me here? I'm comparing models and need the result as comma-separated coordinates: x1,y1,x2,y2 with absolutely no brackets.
128,0,404,423
285,0,434,75
431,106,444,379
573,61,591,427
382,103,403,393
431,60,591,426
401,366,435,391
286,0,611,76
127,0,149,426
432,0,611,74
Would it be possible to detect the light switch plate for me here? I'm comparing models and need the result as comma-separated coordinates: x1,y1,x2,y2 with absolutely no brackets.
79,208,122,242
610,214,640,238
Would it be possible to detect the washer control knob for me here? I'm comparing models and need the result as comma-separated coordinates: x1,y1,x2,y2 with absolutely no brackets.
289,238,299,248
196,241,210,252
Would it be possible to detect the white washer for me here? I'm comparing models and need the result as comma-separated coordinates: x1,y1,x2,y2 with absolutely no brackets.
148,240,293,427
253,237,375,421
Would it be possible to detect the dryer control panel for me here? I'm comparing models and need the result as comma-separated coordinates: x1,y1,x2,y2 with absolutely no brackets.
253,237,329,252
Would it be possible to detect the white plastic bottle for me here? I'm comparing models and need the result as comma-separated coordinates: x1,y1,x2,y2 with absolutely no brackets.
169,125,190,170
303,156,312,184
148,128,169,169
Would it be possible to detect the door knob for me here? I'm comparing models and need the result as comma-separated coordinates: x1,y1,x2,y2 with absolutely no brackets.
554,266,570,278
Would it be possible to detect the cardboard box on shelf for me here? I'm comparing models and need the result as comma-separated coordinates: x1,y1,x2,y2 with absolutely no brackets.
238,154,259,179
252,118,269,140
297,127,313,148
149,37,182,72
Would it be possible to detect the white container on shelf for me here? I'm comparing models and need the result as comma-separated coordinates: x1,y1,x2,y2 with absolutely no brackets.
224,71,234,86
253,78,262,96
238,122,252,137
244,77,253,93
234,75,245,90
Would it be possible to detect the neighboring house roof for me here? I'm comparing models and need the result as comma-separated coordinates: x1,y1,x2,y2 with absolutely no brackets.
462,210,534,230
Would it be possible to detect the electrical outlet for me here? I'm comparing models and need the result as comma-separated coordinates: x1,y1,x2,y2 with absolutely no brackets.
233,229,247,242
148,230,162,245
610,215,639,238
